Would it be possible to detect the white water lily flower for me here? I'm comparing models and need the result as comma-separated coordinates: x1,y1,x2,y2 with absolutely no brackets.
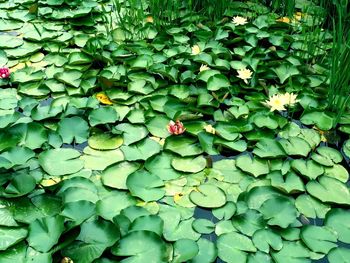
282,92,300,106
237,68,253,84
200,64,210,72
264,94,287,112
191,44,201,55
232,16,248,26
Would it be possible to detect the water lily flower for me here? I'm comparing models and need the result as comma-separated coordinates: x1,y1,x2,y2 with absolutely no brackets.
282,92,300,106
200,64,210,72
232,16,248,26
237,68,253,84
0,67,10,79
167,120,186,135
264,94,287,112
204,124,216,134
191,44,201,55
145,16,154,23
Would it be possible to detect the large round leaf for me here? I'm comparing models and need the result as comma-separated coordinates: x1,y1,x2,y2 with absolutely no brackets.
121,138,161,161
102,161,141,190
115,123,148,145
217,232,257,263
88,133,123,150
236,154,269,177
172,239,199,263
77,218,120,246
57,116,89,144
301,225,337,254
145,153,182,180
171,156,207,173
189,184,226,208
164,136,203,157
88,107,118,126
126,170,165,202
325,209,350,243
111,231,167,263
190,238,217,263
0,227,27,250
27,215,65,253
38,148,84,176
306,176,350,205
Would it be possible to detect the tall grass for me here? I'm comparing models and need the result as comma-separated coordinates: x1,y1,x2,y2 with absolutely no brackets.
261,0,296,16
326,0,350,125
111,0,232,34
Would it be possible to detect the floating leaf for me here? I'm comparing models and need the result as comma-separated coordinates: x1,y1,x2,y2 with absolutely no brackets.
217,232,257,263
236,154,269,177
172,156,207,173
301,225,337,254
189,184,226,208
306,176,350,205
111,231,167,263
38,148,84,176
121,138,161,161
126,170,165,202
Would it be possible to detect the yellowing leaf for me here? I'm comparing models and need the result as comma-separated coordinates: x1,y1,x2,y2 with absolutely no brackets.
96,93,113,105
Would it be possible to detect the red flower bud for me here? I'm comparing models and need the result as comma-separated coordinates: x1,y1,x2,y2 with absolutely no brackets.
0,67,10,79
167,120,186,135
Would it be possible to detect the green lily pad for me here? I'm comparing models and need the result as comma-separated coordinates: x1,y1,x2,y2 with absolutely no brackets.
306,176,350,205
189,184,226,208
58,116,89,144
172,239,199,263
80,147,124,170
102,162,141,190
88,107,119,126
300,111,334,130
252,229,283,253
121,138,161,161
54,70,82,88
28,215,65,253
88,133,123,150
301,225,337,254
217,232,257,263
126,170,165,202
164,136,203,157
171,156,207,173
38,148,84,176
325,209,350,243
115,123,148,145
0,227,28,250
111,231,167,263
236,154,269,177
291,159,324,180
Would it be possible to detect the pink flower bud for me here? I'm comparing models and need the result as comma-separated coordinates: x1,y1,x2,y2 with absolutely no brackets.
167,120,186,135
0,67,10,79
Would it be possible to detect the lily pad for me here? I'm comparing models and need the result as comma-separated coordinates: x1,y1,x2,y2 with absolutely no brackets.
189,184,226,208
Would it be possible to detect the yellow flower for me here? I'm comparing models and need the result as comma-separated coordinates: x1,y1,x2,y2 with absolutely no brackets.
96,92,113,105
204,124,216,134
232,16,248,26
264,94,287,112
145,16,154,23
282,92,300,106
191,44,201,55
199,64,210,72
237,68,253,84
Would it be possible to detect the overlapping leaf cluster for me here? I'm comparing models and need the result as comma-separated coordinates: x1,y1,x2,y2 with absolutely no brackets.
0,0,349,262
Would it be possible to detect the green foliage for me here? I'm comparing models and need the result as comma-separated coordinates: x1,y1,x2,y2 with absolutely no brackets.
0,0,349,262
